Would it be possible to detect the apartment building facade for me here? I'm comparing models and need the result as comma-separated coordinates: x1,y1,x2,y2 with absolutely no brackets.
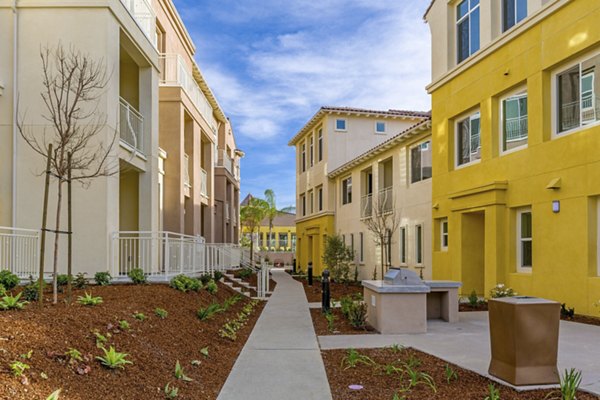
425,0,600,314
289,107,430,276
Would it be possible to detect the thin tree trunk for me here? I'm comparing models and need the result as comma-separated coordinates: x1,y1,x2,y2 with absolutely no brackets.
52,180,63,304
38,144,53,306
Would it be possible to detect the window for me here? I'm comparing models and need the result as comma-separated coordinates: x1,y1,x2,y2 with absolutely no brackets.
399,226,407,265
503,0,527,32
350,234,354,259
309,135,314,167
291,233,297,251
557,54,600,134
278,233,288,249
502,91,528,152
267,232,276,249
318,129,323,162
411,141,432,183
456,0,480,63
440,219,448,251
301,194,306,217
415,225,423,265
517,208,532,272
335,119,347,131
342,177,352,205
342,234,346,245
309,191,314,214
375,121,386,134
318,186,323,211
359,232,364,263
301,143,306,172
456,112,481,166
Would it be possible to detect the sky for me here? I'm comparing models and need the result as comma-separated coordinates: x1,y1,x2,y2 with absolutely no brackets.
173,0,433,210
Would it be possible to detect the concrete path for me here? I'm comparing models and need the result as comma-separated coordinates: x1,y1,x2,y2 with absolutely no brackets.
218,269,332,400
318,312,600,396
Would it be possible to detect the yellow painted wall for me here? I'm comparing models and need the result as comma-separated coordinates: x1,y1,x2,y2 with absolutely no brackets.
430,1,600,315
295,215,335,276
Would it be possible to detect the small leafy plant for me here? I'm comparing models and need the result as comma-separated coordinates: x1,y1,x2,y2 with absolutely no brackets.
170,275,201,292
57,274,71,291
341,348,375,370
199,274,212,285
77,292,103,306
22,276,43,302
155,308,168,319
490,283,517,298
546,368,582,400
0,292,28,310
444,363,458,383
10,360,30,377
73,272,88,289
388,343,404,353
200,347,209,358
561,303,575,319
65,348,83,363
174,360,193,382
133,312,146,321
484,383,500,400
46,389,61,400
213,270,224,281
468,290,479,307
127,268,146,284
324,311,336,332
347,301,367,329
238,268,254,280
0,270,19,290
119,320,130,331
197,303,222,321
96,346,132,369
164,383,179,399
94,272,112,286
93,330,109,347
205,280,218,294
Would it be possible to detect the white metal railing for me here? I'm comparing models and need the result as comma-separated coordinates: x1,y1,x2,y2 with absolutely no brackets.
200,168,208,197
111,231,245,279
183,153,191,188
0,227,40,278
505,115,528,142
378,187,393,214
119,0,156,46
361,193,373,218
119,97,144,154
159,53,217,134
256,261,271,299
217,149,234,175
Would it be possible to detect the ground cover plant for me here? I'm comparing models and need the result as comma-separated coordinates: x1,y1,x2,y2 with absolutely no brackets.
322,347,598,400
0,280,265,399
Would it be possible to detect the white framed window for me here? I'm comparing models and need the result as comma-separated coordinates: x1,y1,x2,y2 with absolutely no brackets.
456,0,480,64
375,121,386,134
440,219,448,251
456,111,481,167
501,90,528,153
301,142,306,172
555,53,600,136
415,224,423,265
318,128,323,162
350,233,354,258
309,190,314,214
516,208,532,272
399,226,407,265
410,140,432,183
502,0,527,32
309,135,314,167
301,194,306,217
335,118,347,132
342,176,352,205
317,186,323,211
359,232,364,263
342,234,346,245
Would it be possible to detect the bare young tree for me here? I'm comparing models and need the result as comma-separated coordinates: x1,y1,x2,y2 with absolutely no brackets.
362,192,401,280
17,43,117,303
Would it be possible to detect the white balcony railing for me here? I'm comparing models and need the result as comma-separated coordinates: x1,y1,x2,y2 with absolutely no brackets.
159,53,217,134
225,202,230,221
120,0,156,46
119,97,144,154
183,153,191,197
217,149,234,175
505,115,528,142
378,187,393,214
0,227,40,278
200,168,208,197
361,193,373,219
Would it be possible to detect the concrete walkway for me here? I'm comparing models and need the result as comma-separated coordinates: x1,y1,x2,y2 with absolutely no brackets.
318,312,600,396
218,269,332,400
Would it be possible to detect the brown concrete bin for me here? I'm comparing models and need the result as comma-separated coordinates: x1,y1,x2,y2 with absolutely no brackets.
488,296,560,386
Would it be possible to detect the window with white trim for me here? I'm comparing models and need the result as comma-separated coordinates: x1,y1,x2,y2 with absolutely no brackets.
335,119,347,131
415,224,423,265
501,91,528,152
411,141,432,183
301,194,306,217
440,219,448,251
318,128,323,162
399,226,407,265
342,176,352,205
350,233,354,259
456,111,481,166
502,0,527,32
517,208,532,272
456,0,480,63
557,54,600,134
309,135,314,167
309,190,314,214
301,142,306,172
375,121,386,134
359,232,364,263
317,186,323,211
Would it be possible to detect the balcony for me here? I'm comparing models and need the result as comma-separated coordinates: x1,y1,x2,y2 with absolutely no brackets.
200,168,208,198
119,97,144,154
159,53,217,134
361,193,372,219
183,153,191,197
378,187,393,214
119,0,156,46
505,115,528,142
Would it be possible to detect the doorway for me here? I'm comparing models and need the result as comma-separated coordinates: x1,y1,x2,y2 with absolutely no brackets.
461,211,485,296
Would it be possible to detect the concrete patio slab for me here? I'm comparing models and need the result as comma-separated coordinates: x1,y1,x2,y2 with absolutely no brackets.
318,311,600,396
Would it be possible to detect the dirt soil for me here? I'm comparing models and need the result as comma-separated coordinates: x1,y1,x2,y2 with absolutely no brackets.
294,277,363,303
310,308,375,336
0,282,264,400
322,347,599,400
459,302,489,312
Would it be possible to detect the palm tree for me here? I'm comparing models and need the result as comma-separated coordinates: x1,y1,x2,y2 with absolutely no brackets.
264,189,295,251
240,197,269,266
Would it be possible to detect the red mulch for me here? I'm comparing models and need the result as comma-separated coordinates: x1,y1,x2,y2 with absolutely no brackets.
294,277,363,303
459,303,489,312
323,347,599,400
0,282,264,400
310,308,375,336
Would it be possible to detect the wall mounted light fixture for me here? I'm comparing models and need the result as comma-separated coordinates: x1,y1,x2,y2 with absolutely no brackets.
552,200,560,213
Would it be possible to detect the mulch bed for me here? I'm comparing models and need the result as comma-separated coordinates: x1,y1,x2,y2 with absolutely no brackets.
322,347,599,400
0,282,264,400
310,308,375,336
294,277,363,303
459,303,488,312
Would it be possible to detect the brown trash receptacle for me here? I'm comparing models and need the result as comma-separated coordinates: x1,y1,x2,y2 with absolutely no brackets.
488,296,560,386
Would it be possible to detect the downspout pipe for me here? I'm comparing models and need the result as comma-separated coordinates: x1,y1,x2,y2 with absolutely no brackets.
12,0,18,228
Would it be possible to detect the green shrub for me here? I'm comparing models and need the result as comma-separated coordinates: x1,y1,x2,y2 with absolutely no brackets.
77,292,103,306
94,272,112,286
0,284,5,297
57,274,70,290
561,303,575,319
324,312,336,332
96,346,132,370
490,283,517,298
132,312,146,321
238,268,254,280
73,273,88,289
170,275,201,292
174,360,193,381
10,360,30,377
0,270,19,290
205,280,218,294
347,301,367,329
21,275,44,302
199,274,212,285
197,303,221,321
154,308,168,319
213,271,224,281
119,320,130,330
128,268,146,284
468,290,479,307
164,383,179,399
322,235,353,283
0,292,28,310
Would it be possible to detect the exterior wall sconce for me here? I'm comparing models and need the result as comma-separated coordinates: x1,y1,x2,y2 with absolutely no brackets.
552,200,560,213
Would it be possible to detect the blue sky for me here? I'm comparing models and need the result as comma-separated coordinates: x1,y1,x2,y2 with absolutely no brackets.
173,0,432,210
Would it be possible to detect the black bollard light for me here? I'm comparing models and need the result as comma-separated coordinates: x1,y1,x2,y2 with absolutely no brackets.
322,269,331,313
292,258,297,274
308,262,313,286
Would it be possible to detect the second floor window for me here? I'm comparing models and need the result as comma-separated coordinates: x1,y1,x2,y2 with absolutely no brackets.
335,119,347,131
502,91,528,152
411,141,432,183
301,195,306,216
309,135,314,166
503,0,527,32
456,112,481,166
318,187,323,211
399,226,407,265
457,0,480,63
342,177,352,205
301,143,306,172
309,191,314,214
318,129,323,162
375,121,386,134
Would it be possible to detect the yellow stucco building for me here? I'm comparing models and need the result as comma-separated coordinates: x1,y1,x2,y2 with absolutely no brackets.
426,0,600,315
